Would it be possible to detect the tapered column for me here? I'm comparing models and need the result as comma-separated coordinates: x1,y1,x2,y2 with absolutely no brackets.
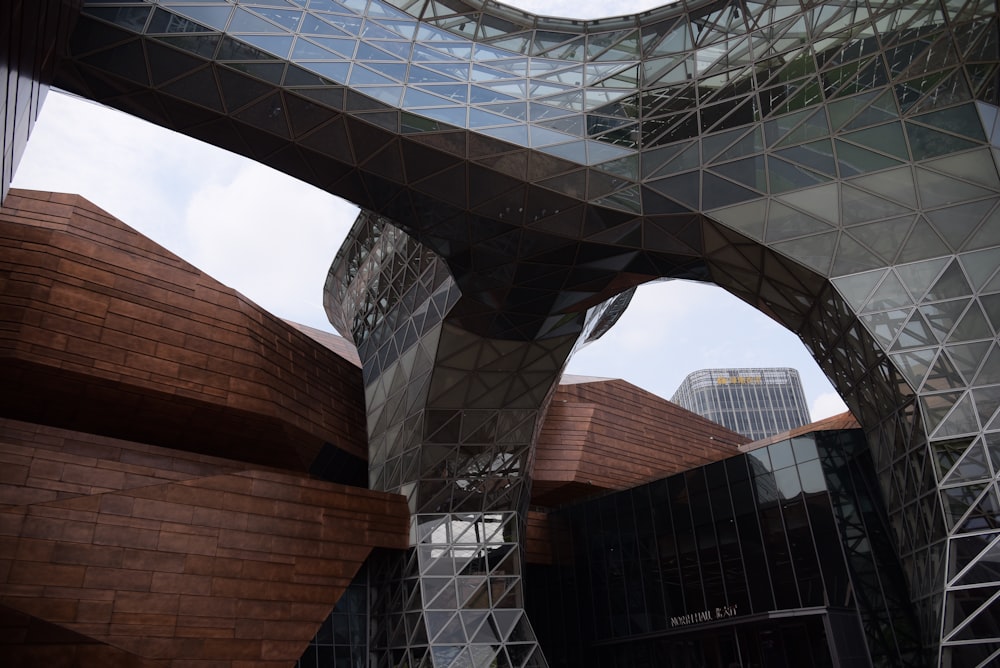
325,212,630,668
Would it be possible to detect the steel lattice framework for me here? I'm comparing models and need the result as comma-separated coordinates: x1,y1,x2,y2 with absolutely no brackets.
44,0,1000,665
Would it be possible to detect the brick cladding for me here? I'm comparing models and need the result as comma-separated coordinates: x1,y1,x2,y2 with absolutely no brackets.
531,378,749,507
0,417,408,667
0,189,368,468
0,189,753,663
0,190,410,666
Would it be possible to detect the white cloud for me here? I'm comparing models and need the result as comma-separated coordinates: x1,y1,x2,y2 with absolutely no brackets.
506,0,676,19
182,160,358,329
811,392,850,421
14,92,356,332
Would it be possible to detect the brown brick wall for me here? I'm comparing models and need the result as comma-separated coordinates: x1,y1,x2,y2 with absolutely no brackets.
0,418,408,667
0,189,368,469
531,379,748,507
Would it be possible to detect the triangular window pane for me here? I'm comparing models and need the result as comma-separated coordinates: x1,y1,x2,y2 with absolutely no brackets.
846,215,915,263
832,234,886,275
840,184,910,224
895,257,949,301
975,344,1000,386
772,231,838,275
926,260,973,301
947,341,990,384
952,302,993,341
836,140,903,176
842,122,909,159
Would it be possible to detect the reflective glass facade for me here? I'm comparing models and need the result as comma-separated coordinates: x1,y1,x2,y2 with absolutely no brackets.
671,367,812,440
527,427,924,668
6,0,1000,664
298,567,371,668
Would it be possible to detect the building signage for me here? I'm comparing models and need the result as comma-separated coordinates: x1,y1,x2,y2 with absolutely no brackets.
669,604,738,628
716,375,762,385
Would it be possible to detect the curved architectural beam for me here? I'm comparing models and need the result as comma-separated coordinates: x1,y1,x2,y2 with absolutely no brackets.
45,1,1000,666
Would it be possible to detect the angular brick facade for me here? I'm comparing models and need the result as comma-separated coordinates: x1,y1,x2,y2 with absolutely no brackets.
0,189,368,468
0,191,410,666
0,418,408,667
532,378,748,507
0,189,759,664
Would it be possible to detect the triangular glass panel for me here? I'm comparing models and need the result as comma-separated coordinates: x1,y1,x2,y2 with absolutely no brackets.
919,299,971,342
842,90,900,130
702,174,760,209
923,148,1000,190
959,248,1000,290
777,183,840,224
953,538,1000,586
706,200,767,242
923,349,967,391
914,103,987,141
832,234,888,276
949,341,992,384
773,139,837,177
975,343,1000,386
768,156,829,194
848,166,918,207
937,437,977,481
842,122,909,160
828,90,883,131
895,257,950,301
771,230,838,276
646,172,700,209
846,215,915,263
943,439,992,485
167,5,233,32
709,155,766,191
835,140,903,176
965,205,1000,253
956,485,1000,534
892,310,938,350
491,609,522,641
426,610,457,641
861,308,911,348
979,295,1000,331
952,301,994,341
891,348,936,389
840,183,911,224
925,260,973,301
907,123,981,160
764,201,835,243
703,126,753,163
927,200,995,251
161,67,225,112
832,269,886,311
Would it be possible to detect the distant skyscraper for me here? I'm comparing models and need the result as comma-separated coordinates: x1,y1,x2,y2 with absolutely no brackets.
671,368,811,442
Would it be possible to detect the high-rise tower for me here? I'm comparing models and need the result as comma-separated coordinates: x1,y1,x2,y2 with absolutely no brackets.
672,368,811,441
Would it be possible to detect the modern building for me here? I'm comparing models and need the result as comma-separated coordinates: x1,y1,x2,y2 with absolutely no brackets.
6,0,1000,665
0,189,745,667
671,367,812,441
0,189,930,667
528,412,925,668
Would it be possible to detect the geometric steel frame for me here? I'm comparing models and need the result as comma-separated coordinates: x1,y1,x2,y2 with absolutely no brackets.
26,0,1000,665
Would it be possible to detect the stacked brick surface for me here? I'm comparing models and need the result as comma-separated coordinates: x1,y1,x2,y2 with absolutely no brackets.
0,191,410,666
532,378,749,506
0,418,408,666
0,189,367,468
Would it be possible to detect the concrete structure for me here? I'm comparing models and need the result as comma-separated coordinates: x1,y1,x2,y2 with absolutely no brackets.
4,0,1000,665
671,367,811,441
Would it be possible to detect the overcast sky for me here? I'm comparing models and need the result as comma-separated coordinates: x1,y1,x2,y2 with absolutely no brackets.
11,0,849,421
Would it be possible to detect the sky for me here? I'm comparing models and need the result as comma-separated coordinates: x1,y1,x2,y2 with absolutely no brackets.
10,0,849,421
